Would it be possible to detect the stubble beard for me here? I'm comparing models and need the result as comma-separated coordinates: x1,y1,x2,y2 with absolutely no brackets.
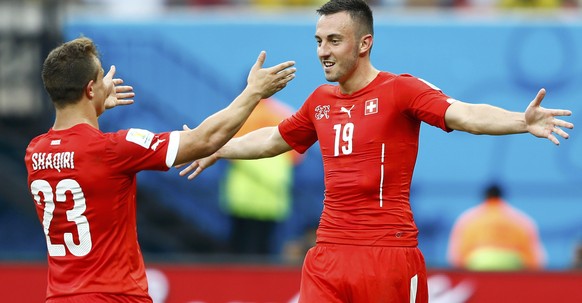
323,47,359,84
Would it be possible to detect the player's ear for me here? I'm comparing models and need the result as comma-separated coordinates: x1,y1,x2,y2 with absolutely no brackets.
85,80,95,99
360,34,373,55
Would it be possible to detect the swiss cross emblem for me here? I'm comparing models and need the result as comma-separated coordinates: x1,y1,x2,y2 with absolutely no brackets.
365,98,378,115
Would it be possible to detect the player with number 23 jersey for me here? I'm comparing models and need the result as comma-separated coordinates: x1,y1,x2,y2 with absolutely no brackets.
26,124,178,302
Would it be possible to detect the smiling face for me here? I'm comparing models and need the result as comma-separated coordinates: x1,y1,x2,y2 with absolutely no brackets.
315,11,362,84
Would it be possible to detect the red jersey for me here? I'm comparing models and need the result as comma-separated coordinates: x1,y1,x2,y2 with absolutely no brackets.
25,123,179,302
279,72,452,247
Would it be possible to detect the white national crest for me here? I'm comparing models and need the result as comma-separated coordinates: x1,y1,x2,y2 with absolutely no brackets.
315,105,331,120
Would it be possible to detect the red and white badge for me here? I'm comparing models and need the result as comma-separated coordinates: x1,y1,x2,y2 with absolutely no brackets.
365,98,378,115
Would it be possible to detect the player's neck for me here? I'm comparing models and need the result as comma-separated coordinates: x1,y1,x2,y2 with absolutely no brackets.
52,103,99,131
339,64,380,95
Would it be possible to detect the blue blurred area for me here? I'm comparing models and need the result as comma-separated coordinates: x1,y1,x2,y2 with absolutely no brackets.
52,11,582,269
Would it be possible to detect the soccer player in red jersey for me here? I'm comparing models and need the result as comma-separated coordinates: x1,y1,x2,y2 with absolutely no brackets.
24,37,295,303
179,0,574,301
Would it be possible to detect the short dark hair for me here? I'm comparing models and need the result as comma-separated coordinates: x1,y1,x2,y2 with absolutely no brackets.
316,0,374,38
485,184,503,199
41,37,100,108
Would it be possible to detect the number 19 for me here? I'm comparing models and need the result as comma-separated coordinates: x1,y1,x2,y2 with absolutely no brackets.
333,123,354,156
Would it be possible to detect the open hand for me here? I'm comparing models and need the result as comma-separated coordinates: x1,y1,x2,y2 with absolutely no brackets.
103,65,135,110
177,154,219,180
247,52,296,99
525,88,574,145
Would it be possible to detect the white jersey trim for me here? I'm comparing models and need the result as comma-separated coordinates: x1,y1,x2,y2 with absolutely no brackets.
379,143,385,208
165,131,180,168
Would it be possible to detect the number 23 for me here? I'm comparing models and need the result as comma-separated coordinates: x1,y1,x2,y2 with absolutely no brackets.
30,179,92,257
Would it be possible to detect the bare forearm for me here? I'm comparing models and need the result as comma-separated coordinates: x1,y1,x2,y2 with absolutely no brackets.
176,88,262,163
217,126,291,160
446,102,527,135
173,52,296,169
200,89,262,144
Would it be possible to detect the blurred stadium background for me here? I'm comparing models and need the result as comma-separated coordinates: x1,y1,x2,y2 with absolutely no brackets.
0,0,581,302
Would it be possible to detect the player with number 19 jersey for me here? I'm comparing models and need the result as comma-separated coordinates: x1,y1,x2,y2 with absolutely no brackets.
25,123,179,302
279,72,453,247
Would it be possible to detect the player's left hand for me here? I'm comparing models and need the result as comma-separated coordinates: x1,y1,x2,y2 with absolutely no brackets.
177,154,219,180
525,88,574,145
103,65,135,110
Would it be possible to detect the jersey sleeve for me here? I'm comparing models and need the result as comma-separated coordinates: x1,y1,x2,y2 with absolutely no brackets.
278,95,318,154
106,128,180,174
395,75,453,132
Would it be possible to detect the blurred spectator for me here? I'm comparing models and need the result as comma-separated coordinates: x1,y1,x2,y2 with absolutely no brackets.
497,0,577,8
221,97,302,256
282,224,317,264
447,184,546,271
177,0,230,6
405,0,450,7
573,240,582,270
453,0,578,9
249,0,328,7
80,0,167,14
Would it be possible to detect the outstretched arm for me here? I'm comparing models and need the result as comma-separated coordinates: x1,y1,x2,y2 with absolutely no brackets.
445,88,573,145
179,126,293,180
103,65,135,111
173,52,295,166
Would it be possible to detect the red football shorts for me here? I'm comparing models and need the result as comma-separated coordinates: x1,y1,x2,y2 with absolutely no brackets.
298,244,428,303
46,293,152,303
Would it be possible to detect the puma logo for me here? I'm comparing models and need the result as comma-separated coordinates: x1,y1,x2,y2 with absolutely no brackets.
340,105,355,118
151,138,166,151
